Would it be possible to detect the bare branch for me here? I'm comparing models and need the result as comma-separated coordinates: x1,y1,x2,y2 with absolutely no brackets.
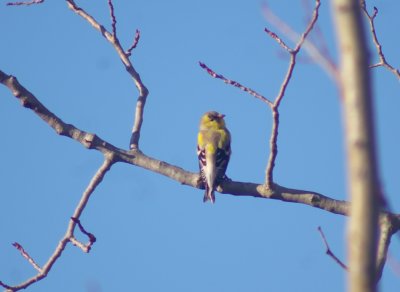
361,5,400,80
70,218,97,253
6,0,44,6
264,27,291,51
0,157,114,291
265,108,280,188
66,0,149,150
0,71,114,153
198,62,273,106
317,226,348,270
376,214,395,282
265,0,321,188
107,0,117,37
301,0,332,60
263,0,338,82
0,281,13,290
292,0,321,53
12,242,42,273
126,29,141,56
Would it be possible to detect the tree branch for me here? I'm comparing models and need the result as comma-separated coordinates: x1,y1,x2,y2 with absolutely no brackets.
11,243,42,273
360,3,400,80
376,213,395,282
263,0,320,188
318,226,348,270
66,0,149,150
198,62,273,106
126,29,141,57
263,1,339,83
0,156,114,291
70,218,97,253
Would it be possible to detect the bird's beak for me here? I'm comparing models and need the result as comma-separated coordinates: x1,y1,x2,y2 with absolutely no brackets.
219,113,225,119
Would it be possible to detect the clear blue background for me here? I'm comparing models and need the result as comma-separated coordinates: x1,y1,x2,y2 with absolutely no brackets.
1,0,399,291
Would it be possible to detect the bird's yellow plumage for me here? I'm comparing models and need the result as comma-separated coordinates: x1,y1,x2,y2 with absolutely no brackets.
197,111,231,203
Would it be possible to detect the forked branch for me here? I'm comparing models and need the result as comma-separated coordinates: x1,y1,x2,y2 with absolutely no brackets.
66,0,149,149
361,3,400,80
0,156,114,291
318,226,348,270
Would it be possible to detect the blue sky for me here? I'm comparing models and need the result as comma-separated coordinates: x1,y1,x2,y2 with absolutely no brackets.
1,0,399,291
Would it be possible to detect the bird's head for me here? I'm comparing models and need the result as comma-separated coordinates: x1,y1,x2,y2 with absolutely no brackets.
200,111,226,130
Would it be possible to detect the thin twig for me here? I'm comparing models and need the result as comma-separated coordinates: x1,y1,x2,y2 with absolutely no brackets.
301,0,332,61
361,4,400,80
126,29,141,57
263,0,338,82
264,28,290,51
0,280,13,290
107,0,117,37
198,62,273,106
264,0,321,188
70,217,97,253
12,242,42,273
6,0,44,6
318,226,348,270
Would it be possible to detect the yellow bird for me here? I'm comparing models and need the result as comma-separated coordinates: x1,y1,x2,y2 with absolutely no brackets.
197,111,231,203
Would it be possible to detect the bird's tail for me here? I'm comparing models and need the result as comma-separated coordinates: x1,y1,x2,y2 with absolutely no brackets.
203,186,215,203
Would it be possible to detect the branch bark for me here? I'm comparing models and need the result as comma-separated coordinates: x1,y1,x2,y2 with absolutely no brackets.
332,1,380,291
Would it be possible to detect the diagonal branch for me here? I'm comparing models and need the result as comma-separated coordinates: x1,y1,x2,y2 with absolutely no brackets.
66,0,149,150
198,62,273,106
0,156,114,291
11,242,42,273
126,29,141,57
318,226,348,270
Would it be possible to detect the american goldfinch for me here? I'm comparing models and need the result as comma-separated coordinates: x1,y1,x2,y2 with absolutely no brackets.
197,111,231,203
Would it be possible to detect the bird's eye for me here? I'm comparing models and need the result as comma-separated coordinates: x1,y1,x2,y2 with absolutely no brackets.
208,115,214,121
